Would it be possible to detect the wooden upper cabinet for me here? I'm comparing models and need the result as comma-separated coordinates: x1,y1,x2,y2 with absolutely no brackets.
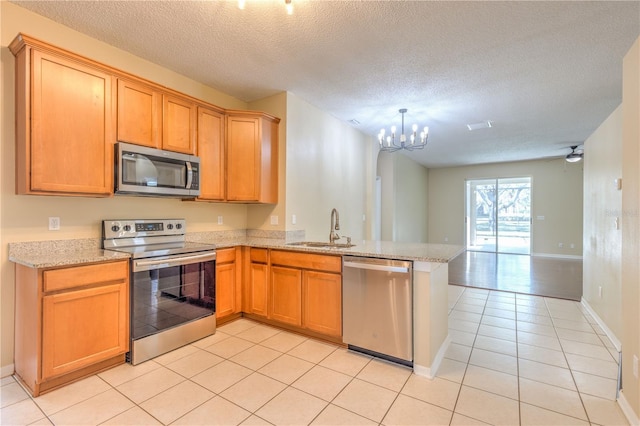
196,106,225,200
226,111,280,203
163,95,196,154
117,81,196,155
10,36,115,196
116,79,161,148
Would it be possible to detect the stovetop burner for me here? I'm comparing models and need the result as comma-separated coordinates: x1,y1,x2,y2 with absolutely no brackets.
102,219,216,258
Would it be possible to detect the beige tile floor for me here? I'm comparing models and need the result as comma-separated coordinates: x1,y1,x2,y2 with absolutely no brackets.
1,285,629,425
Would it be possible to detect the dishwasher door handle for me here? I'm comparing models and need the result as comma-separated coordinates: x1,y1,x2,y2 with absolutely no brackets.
343,261,409,274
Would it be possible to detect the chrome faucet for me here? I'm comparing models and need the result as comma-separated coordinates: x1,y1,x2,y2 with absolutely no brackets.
329,208,341,244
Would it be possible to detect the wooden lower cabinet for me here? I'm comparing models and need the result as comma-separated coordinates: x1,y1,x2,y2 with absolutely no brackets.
215,247,241,324
15,260,129,396
303,271,342,338
246,248,269,318
269,250,342,340
270,266,302,326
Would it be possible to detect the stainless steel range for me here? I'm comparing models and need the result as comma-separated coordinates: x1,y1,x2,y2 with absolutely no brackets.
103,219,216,365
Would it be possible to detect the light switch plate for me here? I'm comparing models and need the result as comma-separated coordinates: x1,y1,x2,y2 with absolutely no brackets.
270,215,279,225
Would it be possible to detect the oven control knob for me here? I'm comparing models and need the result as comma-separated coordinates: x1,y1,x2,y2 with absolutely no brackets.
123,225,132,232
176,223,183,230
167,224,174,230
111,225,120,233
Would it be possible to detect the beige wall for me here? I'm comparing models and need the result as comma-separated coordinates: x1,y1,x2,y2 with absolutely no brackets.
582,106,623,340
427,159,583,256
284,93,374,242
620,37,640,419
377,153,430,242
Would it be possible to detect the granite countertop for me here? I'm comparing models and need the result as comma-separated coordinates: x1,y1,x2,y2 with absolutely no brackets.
8,239,130,269
8,234,464,269
207,237,464,263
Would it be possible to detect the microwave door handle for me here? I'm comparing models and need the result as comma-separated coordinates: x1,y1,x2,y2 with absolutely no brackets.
186,162,193,189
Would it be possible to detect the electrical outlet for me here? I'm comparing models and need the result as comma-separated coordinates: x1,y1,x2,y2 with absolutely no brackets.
444,237,449,242
598,286,602,298
633,355,638,379
570,243,575,249
270,215,279,225
558,242,563,248
362,214,366,222
292,214,297,225
48,217,60,231
217,216,223,225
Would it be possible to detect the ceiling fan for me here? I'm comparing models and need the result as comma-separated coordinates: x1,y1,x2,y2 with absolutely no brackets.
565,145,584,163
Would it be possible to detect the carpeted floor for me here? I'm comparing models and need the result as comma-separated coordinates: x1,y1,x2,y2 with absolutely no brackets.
448,250,583,301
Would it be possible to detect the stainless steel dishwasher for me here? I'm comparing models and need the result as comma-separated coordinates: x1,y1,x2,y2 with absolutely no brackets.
342,256,413,365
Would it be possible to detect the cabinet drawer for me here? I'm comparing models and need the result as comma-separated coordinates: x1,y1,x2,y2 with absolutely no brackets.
270,250,341,273
44,261,128,292
250,248,268,264
216,247,236,264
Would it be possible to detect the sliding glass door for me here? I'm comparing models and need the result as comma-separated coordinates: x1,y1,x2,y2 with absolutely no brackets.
465,177,531,254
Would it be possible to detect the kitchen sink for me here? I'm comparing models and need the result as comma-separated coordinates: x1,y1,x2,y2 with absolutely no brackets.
286,241,356,249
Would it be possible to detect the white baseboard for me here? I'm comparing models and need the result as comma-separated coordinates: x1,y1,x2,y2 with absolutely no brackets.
531,252,583,260
618,390,640,425
1,364,15,378
413,335,451,379
581,298,622,352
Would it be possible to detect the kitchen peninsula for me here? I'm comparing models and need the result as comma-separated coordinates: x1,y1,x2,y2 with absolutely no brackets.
9,233,463,396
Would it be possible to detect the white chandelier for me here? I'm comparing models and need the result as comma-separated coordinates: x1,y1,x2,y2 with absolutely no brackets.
378,108,429,152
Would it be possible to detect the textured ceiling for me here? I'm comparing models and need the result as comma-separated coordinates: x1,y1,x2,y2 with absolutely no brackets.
11,0,640,167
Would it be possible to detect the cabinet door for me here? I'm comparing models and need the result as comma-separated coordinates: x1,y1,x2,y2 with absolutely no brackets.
42,280,128,379
226,114,260,201
226,112,279,203
216,261,236,319
270,266,302,326
163,95,196,154
29,50,114,195
249,262,269,317
303,271,342,337
117,79,161,148
197,107,225,200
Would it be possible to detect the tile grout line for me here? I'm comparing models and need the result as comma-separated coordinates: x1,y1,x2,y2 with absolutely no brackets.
448,287,489,426
544,295,593,425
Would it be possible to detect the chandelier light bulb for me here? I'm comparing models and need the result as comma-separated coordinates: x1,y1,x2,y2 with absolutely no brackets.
378,108,430,152
238,0,246,9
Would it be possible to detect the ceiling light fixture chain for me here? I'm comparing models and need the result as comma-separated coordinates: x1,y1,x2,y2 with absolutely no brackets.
378,108,429,152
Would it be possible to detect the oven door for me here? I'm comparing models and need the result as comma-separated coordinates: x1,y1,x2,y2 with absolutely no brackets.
130,251,216,341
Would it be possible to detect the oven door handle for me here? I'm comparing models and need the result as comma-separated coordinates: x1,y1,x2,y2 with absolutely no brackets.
133,251,216,271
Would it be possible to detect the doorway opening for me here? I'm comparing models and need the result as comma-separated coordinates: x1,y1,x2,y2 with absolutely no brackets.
465,177,531,255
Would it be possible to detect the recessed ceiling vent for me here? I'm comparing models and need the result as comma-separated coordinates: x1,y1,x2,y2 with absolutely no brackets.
467,121,493,131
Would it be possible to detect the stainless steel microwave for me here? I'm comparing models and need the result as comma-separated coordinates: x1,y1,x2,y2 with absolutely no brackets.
115,142,201,197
